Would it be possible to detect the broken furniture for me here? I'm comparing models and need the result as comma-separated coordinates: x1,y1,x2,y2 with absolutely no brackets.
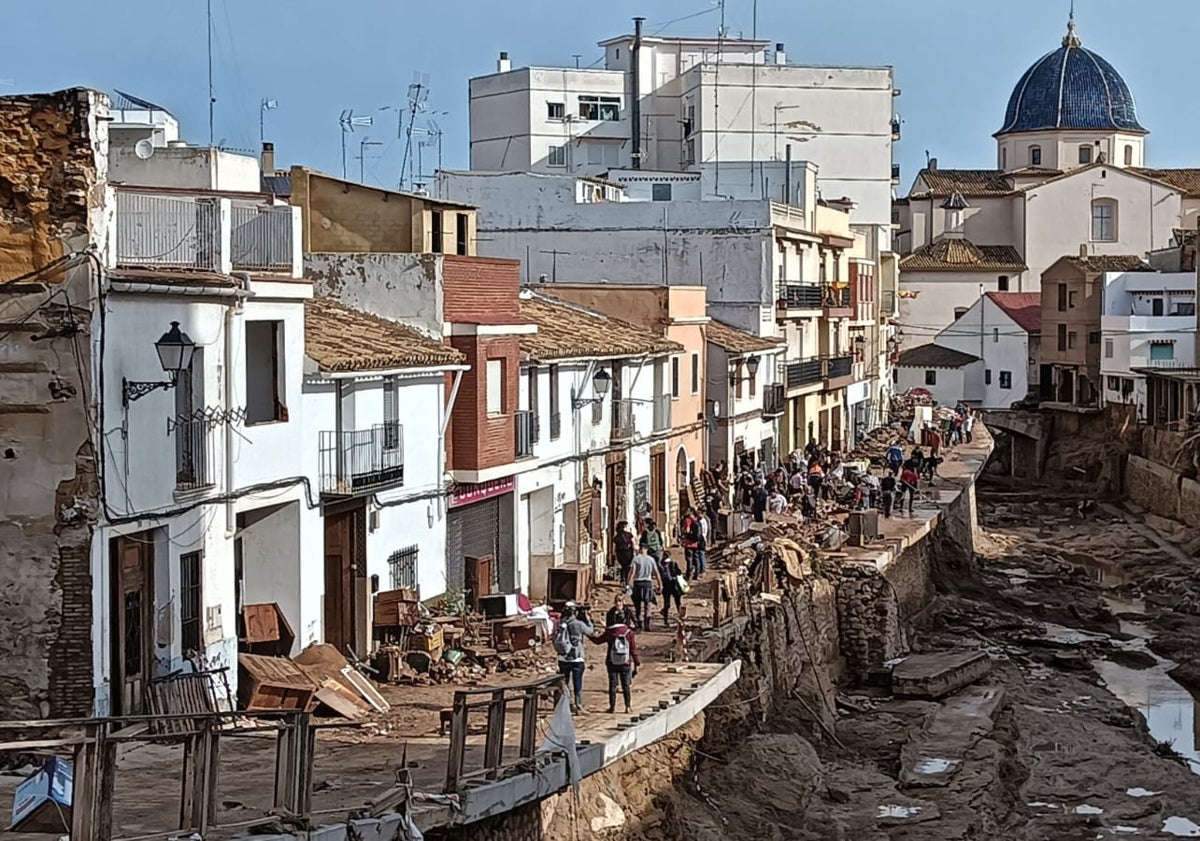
238,655,318,712
240,602,296,656
546,565,592,610
464,554,494,611
477,592,520,620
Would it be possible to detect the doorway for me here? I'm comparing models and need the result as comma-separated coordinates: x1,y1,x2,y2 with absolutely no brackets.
649,449,666,530
110,532,155,716
323,501,368,657
605,455,628,557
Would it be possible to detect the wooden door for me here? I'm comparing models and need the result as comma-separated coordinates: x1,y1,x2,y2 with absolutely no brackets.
650,450,666,529
111,534,154,715
324,504,366,656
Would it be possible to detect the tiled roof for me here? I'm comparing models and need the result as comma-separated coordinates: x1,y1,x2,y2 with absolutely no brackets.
518,294,682,361
108,268,241,288
896,343,980,369
913,169,1014,198
1005,166,1064,179
986,292,1041,334
941,191,969,210
1060,255,1153,273
705,320,784,355
1130,168,1200,198
305,297,464,372
900,239,1027,272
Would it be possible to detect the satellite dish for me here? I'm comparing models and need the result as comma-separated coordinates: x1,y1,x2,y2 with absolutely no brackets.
134,139,155,160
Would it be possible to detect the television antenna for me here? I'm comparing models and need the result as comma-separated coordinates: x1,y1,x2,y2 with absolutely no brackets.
260,97,278,146
421,119,445,176
357,136,382,184
338,109,373,180
399,71,431,190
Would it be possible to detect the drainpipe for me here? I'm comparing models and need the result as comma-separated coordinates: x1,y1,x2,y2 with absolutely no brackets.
439,369,466,518
226,273,252,537
631,17,644,170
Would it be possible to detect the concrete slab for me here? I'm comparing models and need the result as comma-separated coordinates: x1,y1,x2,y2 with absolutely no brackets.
892,650,993,700
899,684,1007,787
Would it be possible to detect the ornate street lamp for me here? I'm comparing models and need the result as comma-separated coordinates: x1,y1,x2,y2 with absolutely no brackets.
122,321,196,405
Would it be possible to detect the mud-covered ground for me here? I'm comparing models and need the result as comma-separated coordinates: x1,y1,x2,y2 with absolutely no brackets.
672,480,1200,840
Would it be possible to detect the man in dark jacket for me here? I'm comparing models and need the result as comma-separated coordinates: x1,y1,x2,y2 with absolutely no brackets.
590,620,641,713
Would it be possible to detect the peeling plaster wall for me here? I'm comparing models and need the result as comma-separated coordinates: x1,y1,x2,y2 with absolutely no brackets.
305,252,444,338
0,88,108,718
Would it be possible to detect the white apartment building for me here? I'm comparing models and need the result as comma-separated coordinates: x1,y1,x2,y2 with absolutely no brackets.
1100,271,1196,412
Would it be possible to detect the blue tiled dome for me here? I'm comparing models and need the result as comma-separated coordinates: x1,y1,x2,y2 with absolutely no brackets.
996,18,1147,136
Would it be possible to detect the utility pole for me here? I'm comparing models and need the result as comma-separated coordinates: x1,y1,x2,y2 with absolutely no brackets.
206,0,215,145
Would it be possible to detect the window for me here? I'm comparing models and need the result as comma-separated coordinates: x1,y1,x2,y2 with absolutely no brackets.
175,349,209,489
1105,339,1114,358
1091,199,1116,241
1030,145,1042,166
1124,145,1133,166
1068,290,1078,309
998,275,1010,292
985,369,992,385
1150,342,1175,361
548,364,561,439
547,102,565,120
455,213,469,255
1057,323,1068,351
1152,297,1164,317
1057,284,1067,311
671,356,680,397
1068,331,1078,349
579,95,620,121
180,551,203,654
387,545,419,591
993,327,1000,343
485,358,504,416
1173,302,1196,317
584,142,620,167
999,371,1012,389
1107,376,1120,391
383,375,401,451
547,145,567,168
1088,331,1100,345
430,210,443,253
690,352,699,394
245,320,286,424
734,367,743,399
652,183,672,202
749,367,757,397
924,370,937,386
1079,144,1093,164
1001,147,1007,169
953,306,968,320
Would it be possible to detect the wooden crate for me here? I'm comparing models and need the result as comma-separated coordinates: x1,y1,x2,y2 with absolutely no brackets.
374,599,419,627
409,626,444,653
546,566,592,609
237,654,317,712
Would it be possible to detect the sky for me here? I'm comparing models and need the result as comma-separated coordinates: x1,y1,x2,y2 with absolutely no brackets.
5,0,1197,190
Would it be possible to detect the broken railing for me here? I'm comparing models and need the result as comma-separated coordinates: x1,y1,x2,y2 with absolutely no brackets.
443,674,565,792
0,711,325,841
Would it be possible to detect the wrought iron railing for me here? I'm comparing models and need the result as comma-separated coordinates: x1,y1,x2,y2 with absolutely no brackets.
652,394,671,431
825,355,854,380
611,398,636,440
515,410,538,457
782,283,822,310
823,286,852,310
881,289,898,316
319,424,404,495
762,383,786,417
174,419,215,491
116,191,220,269
779,358,823,389
230,203,294,271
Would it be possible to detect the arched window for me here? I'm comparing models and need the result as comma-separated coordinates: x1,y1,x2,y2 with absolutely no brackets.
1091,198,1118,242
1029,145,1042,166
1124,145,1133,166
1079,144,1093,165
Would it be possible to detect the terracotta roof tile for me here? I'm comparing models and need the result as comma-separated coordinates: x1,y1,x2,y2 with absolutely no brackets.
518,294,682,361
305,297,464,372
896,343,979,369
108,267,241,288
986,292,1041,334
912,168,1015,198
1059,255,1152,273
1129,168,1200,198
705,320,784,355
900,239,1027,272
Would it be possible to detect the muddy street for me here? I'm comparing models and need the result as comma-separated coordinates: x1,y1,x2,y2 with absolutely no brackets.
673,480,1200,840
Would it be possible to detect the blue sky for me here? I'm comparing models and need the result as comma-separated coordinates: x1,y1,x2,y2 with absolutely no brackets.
6,0,1195,189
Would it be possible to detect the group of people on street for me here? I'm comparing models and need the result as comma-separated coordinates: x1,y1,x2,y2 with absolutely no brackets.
553,595,645,715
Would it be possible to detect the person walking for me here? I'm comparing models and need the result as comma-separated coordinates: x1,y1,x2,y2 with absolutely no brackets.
899,463,920,516
613,521,635,583
928,426,943,461
589,616,640,714
964,411,975,444
658,550,685,627
552,603,594,713
751,480,768,523
808,461,825,500
886,441,904,475
639,520,664,562
680,509,699,577
626,545,663,631
695,509,709,579
880,470,896,518
606,592,637,628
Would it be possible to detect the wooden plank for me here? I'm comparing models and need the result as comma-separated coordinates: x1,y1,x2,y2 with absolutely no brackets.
483,689,506,780
519,689,538,758
314,682,367,720
340,666,389,712
444,693,468,792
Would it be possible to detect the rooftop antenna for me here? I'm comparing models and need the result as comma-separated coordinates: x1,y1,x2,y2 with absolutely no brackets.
259,97,278,146
422,118,445,177
338,109,373,180
357,136,382,184
572,54,582,68
399,71,431,190
206,0,215,145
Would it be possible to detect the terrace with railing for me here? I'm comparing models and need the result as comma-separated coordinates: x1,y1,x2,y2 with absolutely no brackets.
319,424,405,495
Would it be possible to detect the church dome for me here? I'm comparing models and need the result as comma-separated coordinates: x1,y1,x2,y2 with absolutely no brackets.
996,17,1147,136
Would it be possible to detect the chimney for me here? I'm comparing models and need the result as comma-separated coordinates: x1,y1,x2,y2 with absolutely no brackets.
928,157,938,172
261,142,275,175
1078,244,1089,260
497,51,511,73
775,43,787,65
631,17,645,170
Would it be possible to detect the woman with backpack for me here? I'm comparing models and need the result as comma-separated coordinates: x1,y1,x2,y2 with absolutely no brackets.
658,550,686,627
589,616,641,714
553,603,594,714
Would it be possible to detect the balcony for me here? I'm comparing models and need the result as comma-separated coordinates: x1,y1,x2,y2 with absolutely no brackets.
762,383,786,417
891,118,901,141
822,285,853,317
319,424,405,495
515,410,538,458
230,203,295,272
824,355,854,386
652,394,671,432
611,398,636,441
891,163,901,185
777,283,822,313
116,191,220,270
174,418,215,491
880,289,898,317
779,358,823,390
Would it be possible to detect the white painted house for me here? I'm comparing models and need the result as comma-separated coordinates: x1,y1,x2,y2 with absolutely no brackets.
893,345,984,408
704,320,787,470
1100,271,1197,413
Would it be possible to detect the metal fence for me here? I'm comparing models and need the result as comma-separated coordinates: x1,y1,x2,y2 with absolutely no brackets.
611,398,636,440
826,355,854,379
783,283,822,309
762,383,786,416
174,419,215,491
319,424,405,495
515,410,538,457
779,358,822,389
116,192,219,269
230,203,294,271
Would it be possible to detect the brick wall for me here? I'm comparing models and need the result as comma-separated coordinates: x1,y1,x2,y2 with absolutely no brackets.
442,256,521,323
448,336,520,472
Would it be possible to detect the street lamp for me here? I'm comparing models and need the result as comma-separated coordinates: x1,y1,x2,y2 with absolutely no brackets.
746,355,762,377
572,368,611,408
123,321,196,406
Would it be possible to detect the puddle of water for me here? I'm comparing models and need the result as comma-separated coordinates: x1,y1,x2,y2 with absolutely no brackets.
1095,650,1200,776
1126,787,1161,798
1162,816,1200,837
1074,804,1105,815
877,805,922,818
1040,622,1108,646
1110,827,1141,835
913,757,958,774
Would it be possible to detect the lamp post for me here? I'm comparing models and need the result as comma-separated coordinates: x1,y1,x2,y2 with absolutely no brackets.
572,367,612,409
122,321,196,406
746,355,761,377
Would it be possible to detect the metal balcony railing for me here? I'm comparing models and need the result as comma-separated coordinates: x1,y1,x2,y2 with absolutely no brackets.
891,119,901,140
652,394,671,431
762,383,786,417
174,418,215,491
881,289,898,316
230,203,294,271
611,399,636,440
823,286,852,310
515,410,538,457
319,424,405,495
891,163,901,182
116,191,220,270
825,355,854,380
549,410,562,440
779,358,823,389
781,283,822,310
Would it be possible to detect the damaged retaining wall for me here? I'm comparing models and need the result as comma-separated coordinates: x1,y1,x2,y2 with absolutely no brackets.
0,88,107,718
